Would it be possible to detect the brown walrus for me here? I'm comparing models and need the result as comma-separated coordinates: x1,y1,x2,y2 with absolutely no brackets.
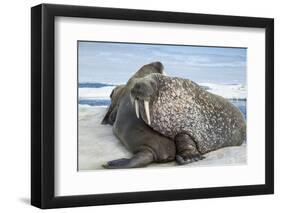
129,72,246,164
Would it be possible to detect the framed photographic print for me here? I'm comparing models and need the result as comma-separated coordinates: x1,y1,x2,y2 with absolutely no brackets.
31,3,274,209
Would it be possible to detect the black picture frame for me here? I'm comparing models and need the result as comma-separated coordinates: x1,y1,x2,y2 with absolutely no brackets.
31,3,274,209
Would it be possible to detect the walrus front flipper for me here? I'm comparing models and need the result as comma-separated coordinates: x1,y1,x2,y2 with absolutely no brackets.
103,150,154,169
175,133,205,165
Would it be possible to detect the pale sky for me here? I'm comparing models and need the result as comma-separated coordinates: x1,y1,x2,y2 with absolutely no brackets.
78,41,247,85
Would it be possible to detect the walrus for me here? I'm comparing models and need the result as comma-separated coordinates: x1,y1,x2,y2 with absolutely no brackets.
101,62,176,168
130,72,246,164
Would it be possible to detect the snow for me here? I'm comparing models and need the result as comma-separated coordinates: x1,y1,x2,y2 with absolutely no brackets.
200,83,247,100
79,106,246,170
79,86,115,100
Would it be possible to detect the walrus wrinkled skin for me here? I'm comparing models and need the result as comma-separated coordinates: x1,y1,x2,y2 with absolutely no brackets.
130,73,246,164
101,62,176,169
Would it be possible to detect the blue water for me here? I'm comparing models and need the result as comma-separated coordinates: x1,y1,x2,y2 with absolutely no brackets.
79,99,111,106
79,82,115,88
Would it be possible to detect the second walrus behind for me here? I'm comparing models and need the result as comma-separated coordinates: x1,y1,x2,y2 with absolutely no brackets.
101,62,176,168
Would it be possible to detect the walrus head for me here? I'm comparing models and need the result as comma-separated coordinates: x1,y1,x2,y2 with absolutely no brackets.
129,74,159,125
101,62,164,125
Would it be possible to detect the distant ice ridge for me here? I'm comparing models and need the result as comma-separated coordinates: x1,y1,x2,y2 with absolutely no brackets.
79,86,115,100
200,83,246,100
79,83,246,101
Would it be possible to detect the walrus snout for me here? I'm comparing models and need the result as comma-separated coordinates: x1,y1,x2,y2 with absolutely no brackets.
130,76,158,101
130,78,158,125
131,81,153,101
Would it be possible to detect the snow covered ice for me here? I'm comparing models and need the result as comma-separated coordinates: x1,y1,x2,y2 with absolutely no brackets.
78,83,247,170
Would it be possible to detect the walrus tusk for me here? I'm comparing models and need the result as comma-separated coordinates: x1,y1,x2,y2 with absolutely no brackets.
135,99,140,119
144,100,151,125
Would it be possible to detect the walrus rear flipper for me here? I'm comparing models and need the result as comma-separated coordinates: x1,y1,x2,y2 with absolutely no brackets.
175,133,205,165
103,150,154,169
